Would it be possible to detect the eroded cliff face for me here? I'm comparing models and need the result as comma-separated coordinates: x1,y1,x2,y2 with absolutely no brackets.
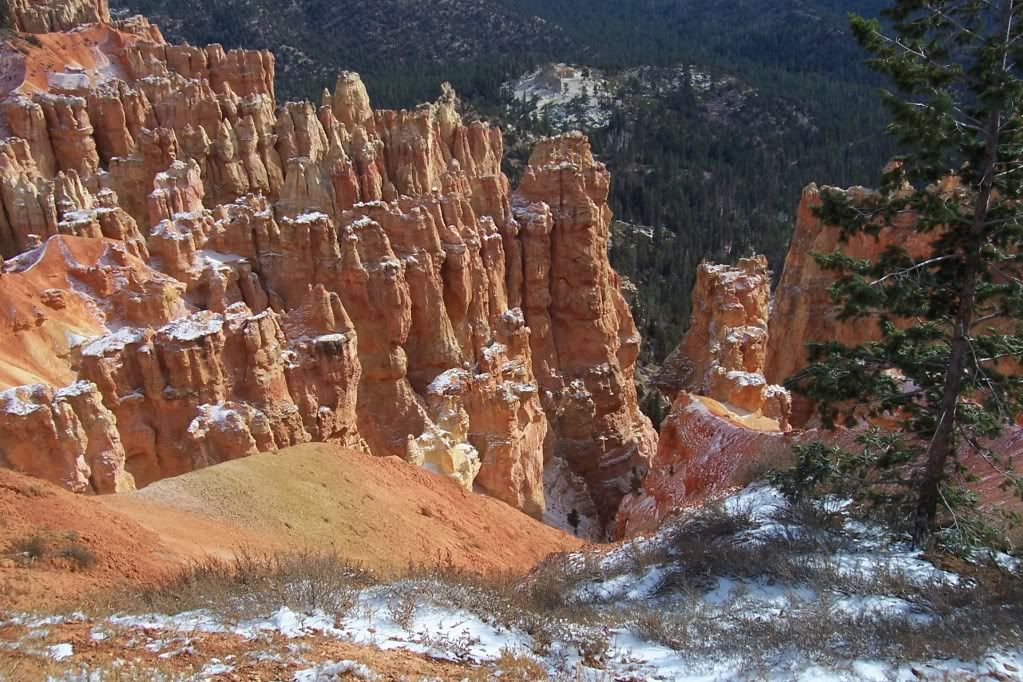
615,258,792,537
514,133,657,531
615,185,932,538
765,183,930,425
10,0,111,34
0,14,652,530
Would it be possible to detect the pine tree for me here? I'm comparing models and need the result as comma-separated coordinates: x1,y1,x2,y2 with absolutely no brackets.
785,0,1023,550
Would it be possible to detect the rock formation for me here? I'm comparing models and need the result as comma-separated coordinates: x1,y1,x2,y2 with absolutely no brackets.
10,0,110,34
654,256,790,426
0,381,133,494
619,179,1018,539
613,393,861,537
615,256,793,537
425,309,547,518
765,183,929,424
0,15,653,530
4,5,1014,541
515,133,657,530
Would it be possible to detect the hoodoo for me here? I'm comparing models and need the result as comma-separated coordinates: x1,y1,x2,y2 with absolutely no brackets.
0,5,653,534
615,257,797,537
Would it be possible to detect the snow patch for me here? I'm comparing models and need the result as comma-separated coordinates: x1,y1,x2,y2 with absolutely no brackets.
159,312,224,342
81,327,144,357
294,660,379,681
48,643,73,661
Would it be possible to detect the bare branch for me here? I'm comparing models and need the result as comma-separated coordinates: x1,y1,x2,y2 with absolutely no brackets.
870,255,957,286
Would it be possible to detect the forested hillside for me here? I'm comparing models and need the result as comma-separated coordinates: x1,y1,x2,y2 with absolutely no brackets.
111,0,893,362
110,0,571,105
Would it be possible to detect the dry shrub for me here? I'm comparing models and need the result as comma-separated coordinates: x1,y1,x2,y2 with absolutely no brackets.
7,530,96,571
486,649,551,681
90,549,375,619
54,542,97,571
633,609,714,656
525,550,610,609
386,590,418,629
10,533,48,563
34,658,193,681
575,628,612,669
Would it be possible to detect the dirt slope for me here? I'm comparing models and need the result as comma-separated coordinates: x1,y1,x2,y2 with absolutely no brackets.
104,443,582,575
1,443,578,611
0,469,176,610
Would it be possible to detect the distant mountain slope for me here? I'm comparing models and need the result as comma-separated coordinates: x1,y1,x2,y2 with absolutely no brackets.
108,0,894,369
110,0,574,104
111,0,884,106
495,0,889,77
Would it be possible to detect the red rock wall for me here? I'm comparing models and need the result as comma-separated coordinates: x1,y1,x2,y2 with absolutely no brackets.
0,26,654,528
765,183,929,423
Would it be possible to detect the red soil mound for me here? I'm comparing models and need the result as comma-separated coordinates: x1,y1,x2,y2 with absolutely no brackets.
0,468,177,610
105,442,583,576
0,442,580,611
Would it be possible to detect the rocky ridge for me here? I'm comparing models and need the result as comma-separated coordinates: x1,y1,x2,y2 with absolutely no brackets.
0,7,654,535
8,0,111,34
616,257,797,536
617,179,1021,538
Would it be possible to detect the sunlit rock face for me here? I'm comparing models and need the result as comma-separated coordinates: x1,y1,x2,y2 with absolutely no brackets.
514,132,657,531
617,179,1017,540
615,256,796,539
654,256,790,426
0,16,655,527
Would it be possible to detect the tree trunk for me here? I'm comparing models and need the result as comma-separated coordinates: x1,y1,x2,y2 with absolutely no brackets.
912,0,1013,543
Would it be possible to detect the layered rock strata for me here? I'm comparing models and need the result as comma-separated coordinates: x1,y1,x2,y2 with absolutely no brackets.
654,256,790,426
0,16,653,529
613,394,856,537
0,380,133,494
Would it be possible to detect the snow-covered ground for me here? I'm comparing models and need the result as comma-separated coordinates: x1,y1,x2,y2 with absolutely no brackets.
506,63,613,130
5,485,1021,680
504,61,814,140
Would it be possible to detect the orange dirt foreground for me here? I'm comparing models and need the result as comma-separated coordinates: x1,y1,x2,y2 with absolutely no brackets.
1,443,582,611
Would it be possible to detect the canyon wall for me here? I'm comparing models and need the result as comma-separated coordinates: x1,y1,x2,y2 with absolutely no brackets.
615,258,794,536
515,133,657,530
0,13,652,534
765,183,930,424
